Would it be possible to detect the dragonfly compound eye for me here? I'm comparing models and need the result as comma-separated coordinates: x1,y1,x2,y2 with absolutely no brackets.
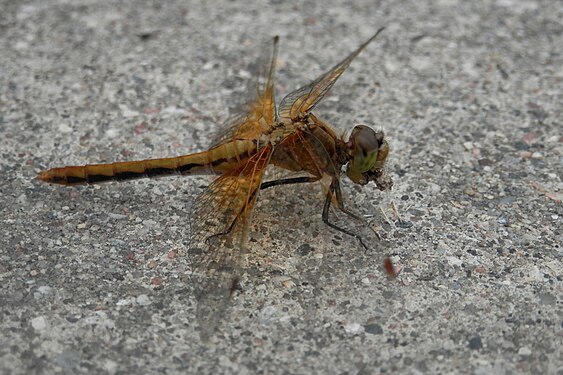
345,125,390,186
346,125,380,184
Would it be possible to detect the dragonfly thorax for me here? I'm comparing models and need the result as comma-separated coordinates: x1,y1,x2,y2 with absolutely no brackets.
345,125,390,187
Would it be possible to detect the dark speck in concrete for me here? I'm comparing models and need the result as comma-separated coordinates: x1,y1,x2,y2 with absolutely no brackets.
468,336,483,350
364,323,383,335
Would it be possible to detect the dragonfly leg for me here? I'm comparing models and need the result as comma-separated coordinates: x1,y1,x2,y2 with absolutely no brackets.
332,178,381,241
204,217,237,245
203,175,315,244
260,176,320,190
332,179,366,222
204,184,261,245
322,179,368,249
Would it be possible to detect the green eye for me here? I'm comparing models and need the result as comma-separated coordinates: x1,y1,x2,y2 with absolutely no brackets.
352,147,378,173
346,125,389,185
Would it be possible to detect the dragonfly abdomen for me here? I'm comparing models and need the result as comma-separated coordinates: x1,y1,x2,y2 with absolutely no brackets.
206,139,258,171
37,157,202,185
37,139,258,185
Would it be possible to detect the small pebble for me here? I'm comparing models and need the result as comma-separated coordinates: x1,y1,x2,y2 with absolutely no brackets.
31,316,47,331
137,294,151,306
518,347,532,356
343,322,364,335
463,141,474,150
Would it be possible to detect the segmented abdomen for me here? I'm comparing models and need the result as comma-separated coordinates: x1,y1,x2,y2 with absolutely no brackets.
37,139,257,185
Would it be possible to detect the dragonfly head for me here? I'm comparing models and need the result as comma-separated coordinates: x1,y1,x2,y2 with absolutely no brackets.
345,125,392,190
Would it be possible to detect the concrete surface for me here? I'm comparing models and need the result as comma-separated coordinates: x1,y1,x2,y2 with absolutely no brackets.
1,0,561,374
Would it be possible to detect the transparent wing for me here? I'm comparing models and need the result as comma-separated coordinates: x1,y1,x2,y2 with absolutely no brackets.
278,28,384,121
189,144,273,340
210,36,279,146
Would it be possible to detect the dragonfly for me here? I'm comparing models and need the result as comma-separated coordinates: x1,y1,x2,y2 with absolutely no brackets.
37,27,393,339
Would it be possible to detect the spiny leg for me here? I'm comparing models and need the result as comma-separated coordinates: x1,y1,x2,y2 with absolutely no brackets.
322,179,368,249
331,178,365,222
261,176,372,247
332,177,381,240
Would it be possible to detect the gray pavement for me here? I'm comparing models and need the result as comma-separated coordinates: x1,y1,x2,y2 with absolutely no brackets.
1,0,561,374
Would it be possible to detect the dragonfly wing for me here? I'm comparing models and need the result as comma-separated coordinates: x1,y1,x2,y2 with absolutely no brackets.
210,36,279,146
278,28,384,121
189,144,273,340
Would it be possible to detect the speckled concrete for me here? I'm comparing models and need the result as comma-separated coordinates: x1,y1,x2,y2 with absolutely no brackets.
1,0,561,374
